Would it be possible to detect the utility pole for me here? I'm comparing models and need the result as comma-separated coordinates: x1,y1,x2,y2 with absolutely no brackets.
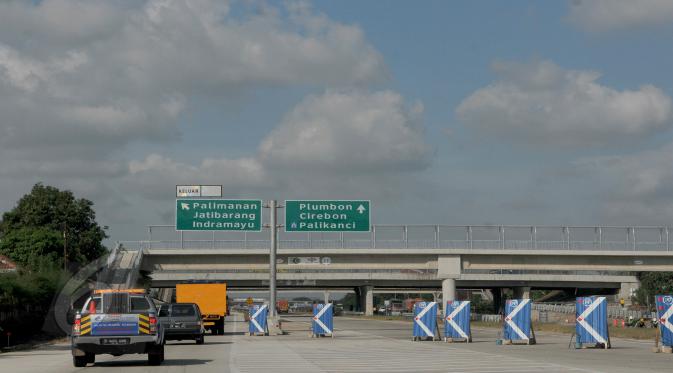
63,222,67,271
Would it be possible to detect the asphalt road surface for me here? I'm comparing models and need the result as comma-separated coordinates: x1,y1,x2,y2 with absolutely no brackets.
2,314,671,372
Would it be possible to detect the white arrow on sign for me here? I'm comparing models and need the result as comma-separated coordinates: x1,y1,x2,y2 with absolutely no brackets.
576,297,607,344
505,299,530,340
414,301,436,337
251,304,267,333
445,301,469,339
659,303,673,335
181,203,190,210
357,205,366,214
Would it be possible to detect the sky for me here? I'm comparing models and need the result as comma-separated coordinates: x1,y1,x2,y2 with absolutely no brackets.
1,0,673,242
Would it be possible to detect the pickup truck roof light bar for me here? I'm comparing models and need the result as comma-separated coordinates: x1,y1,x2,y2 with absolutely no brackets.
93,288,147,294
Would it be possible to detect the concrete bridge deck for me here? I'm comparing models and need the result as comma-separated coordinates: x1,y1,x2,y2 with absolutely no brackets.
106,224,671,315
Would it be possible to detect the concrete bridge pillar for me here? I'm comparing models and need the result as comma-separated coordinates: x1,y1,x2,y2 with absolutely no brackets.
618,282,639,305
324,291,330,305
438,254,461,316
513,286,531,299
441,278,456,316
492,288,504,315
359,285,374,316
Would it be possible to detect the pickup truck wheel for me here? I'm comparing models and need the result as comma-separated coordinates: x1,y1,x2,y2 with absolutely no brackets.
73,355,88,367
148,344,164,366
148,353,162,366
86,352,95,364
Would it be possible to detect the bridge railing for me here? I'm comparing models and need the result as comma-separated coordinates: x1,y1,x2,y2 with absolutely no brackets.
118,225,671,252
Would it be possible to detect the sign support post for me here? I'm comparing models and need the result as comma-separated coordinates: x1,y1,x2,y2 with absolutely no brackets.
266,200,284,335
269,200,277,319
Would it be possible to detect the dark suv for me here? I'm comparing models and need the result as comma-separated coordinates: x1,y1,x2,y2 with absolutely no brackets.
158,303,205,344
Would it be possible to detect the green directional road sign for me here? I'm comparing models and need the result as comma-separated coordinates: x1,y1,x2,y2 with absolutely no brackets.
285,200,370,232
176,199,262,231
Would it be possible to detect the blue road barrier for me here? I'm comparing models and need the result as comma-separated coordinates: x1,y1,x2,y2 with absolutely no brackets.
503,299,535,344
413,301,439,341
312,303,334,337
444,300,471,342
575,296,610,349
248,304,269,335
656,294,673,347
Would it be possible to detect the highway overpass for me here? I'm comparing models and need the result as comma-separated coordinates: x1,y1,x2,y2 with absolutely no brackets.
110,224,672,314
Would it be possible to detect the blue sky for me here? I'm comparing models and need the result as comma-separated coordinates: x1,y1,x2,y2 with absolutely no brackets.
1,0,673,241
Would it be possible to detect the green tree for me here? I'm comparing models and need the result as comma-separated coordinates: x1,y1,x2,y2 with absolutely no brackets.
0,228,63,266
0,183,108,268
635,272,673,308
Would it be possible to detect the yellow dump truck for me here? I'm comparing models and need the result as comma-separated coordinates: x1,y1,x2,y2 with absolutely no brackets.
175,283,227,335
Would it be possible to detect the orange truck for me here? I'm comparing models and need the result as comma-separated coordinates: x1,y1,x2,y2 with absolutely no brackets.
176,283,227,335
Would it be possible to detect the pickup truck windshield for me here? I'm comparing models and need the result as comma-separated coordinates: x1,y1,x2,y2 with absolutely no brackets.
82,293,152,314
103,293,129,313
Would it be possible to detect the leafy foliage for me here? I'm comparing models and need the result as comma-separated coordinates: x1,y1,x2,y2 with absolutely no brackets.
0,183,107,268
0,184,109,344
0,262,68,344
0,228,63,268
635,272,673,307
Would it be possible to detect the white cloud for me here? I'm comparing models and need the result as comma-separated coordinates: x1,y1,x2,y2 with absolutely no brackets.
456,59,672,147
575,143,673,223
568,0,673,31
124,90,432,215
259,90,430,171
0,0,386,159
127,154,268,201
0,1,390,237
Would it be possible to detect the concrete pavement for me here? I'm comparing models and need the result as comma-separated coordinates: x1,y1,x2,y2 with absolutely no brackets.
1,314,671,372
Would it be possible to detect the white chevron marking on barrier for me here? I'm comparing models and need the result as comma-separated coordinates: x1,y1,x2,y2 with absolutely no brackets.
445,301,469,339
414,302,436,337
313,303,332,334
576,297,606,344
505,299,530,340
251,304,267,333
660,304,673,335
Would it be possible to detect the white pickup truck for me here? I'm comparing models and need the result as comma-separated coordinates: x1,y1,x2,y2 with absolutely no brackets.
71,289,165,367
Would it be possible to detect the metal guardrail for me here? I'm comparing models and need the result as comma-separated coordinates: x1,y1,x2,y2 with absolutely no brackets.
532,303,656,320
116,224,672,252
125,249,144,288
